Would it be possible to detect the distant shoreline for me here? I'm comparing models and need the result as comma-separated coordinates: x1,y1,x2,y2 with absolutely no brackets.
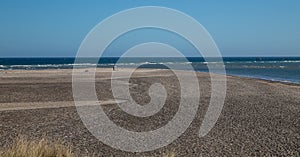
1,67,300,86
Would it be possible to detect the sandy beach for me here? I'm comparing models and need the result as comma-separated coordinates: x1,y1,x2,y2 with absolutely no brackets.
0,69,299,156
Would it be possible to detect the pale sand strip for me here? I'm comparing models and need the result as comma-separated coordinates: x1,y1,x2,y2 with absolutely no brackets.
0,68,164,77
0,100,127,111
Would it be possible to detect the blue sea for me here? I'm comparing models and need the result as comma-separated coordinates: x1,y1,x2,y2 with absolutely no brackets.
0,57,299,84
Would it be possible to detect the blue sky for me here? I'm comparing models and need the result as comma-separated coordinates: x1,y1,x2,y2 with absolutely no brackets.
0,0,299,57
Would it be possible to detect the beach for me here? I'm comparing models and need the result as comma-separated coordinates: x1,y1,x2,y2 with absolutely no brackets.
0,69,299,156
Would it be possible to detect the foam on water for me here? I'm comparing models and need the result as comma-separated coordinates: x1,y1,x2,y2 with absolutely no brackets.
0,57,299,83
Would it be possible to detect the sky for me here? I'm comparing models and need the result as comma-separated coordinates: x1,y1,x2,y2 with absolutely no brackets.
0,0,299,57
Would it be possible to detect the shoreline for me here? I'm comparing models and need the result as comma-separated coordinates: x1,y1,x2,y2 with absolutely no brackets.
1,67,300,86
226,74,300,87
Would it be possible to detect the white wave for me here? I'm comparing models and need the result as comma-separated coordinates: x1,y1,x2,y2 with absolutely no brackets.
225,60,300,64
204,62,225,64
283,60,300,63
239,65,281,69
8,63,99,68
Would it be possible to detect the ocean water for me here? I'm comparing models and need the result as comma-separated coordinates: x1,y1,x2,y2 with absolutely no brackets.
0,57,299,84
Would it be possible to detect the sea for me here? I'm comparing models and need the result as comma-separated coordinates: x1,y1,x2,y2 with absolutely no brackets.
0,57,299,84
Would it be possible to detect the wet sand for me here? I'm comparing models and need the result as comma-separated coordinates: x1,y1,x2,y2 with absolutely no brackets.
0,69,299,156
